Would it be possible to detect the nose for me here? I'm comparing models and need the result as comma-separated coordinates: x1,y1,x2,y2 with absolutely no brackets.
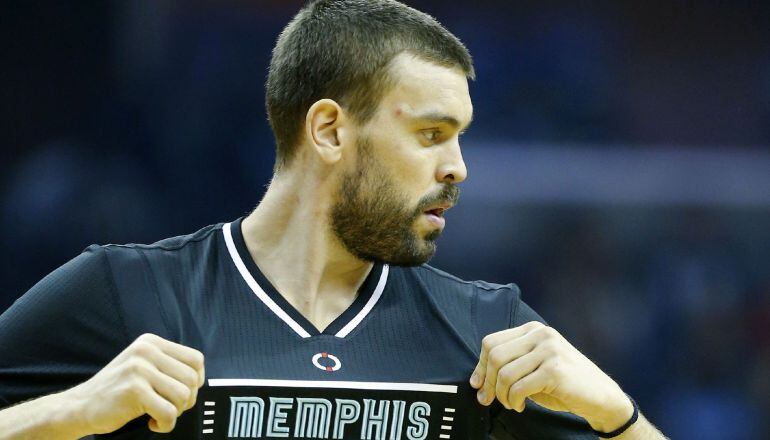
436,140,467,184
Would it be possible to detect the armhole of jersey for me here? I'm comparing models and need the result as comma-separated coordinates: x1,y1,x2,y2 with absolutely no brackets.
92,245,132,345
509,283,522,328
105,246,172,340
474,284,520,347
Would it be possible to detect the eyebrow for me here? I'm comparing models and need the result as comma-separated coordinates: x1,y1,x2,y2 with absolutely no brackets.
411,112,473,132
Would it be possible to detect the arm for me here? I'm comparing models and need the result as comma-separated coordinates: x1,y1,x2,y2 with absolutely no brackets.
610,413,668,440
473,322,667,439
476,292,667,439
489,415,667,440
0,391,90,439
0,333,206,439
0,246,204,437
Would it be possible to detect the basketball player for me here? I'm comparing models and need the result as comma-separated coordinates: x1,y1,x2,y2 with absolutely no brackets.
0,1,667,439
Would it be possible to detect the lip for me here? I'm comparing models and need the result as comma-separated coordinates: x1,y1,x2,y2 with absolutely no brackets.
423,212,446,229
422,202,454,216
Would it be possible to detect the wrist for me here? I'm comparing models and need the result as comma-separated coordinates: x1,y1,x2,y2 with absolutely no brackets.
0,390,93,440
51,387,94,438
587,393,635,434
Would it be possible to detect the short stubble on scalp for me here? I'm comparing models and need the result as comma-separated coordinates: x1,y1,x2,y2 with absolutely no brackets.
266,0,475,173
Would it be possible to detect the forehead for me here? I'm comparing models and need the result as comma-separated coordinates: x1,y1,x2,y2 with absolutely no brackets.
377,52,473,125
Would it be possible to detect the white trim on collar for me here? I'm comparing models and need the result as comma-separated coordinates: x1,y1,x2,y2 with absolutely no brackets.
222,222,389,339
335,265,389,338
223,222,311,338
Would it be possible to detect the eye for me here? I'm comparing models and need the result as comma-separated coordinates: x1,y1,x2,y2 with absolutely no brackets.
421,129,442,143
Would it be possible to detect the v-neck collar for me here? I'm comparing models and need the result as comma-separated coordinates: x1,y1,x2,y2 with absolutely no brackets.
222,217,389,339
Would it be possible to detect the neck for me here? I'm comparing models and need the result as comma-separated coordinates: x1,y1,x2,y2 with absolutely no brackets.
240,169,373,332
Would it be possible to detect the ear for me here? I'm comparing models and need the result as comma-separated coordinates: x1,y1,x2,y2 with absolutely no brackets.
305,99,348,165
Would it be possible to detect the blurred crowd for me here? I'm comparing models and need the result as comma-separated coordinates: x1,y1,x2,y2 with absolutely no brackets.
2,1,768,438
437,206,770,438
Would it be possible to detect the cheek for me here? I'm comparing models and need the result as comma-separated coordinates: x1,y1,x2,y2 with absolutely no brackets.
396,177,434,217
368,131,436,202
384,136,433,175
391,151,436,199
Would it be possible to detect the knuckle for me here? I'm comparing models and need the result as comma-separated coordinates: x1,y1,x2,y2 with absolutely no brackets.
159,410,177,432
481,335,495,353
192,351,205,370
183,369,199,389
130,340,155,358
543,359,562,377
180,384,193,401
495,384,509,406
541,326,560,340
172,382,192,405
164,387,185,410
507,387,521,408
124,378,149,399
508,382,522,398
137,333,157,344
539,339,559,357
506,392,518,409
488,349,506,370
125,358,149,376
497,367,514,387
524,321,544,330
187,389,199,409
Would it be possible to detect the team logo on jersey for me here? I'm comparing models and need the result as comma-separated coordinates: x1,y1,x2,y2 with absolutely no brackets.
312,352,341,372
200,379,487,439
225,396,432,439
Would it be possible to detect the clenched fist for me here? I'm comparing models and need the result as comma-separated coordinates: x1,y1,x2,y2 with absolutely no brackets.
470,321,633,434
65,333,205,434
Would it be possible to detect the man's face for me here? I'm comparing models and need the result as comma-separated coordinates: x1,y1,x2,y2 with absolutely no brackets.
330,53,473,266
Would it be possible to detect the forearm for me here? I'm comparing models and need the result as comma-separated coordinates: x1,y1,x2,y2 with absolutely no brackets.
576,385,668,440
610,412,668,440
0,391,90,440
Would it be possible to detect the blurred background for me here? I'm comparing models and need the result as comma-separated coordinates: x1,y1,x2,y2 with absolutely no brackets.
2,1,768,438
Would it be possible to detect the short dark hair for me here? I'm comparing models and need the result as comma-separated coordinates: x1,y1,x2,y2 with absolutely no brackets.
266,0,475,172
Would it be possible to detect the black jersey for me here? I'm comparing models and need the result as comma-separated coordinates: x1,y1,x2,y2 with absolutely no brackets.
0,217,596,439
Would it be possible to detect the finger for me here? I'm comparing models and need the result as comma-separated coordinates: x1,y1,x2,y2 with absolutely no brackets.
139,334,206,386
470,321,543,388
145,365,194,417
478,330,540,405
146,349,202,410
138,383,179,433
507,367,554,413
495,351,544,409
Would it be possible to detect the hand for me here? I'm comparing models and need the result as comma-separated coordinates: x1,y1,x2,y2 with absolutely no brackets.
469,321,634,433
64,333,205,434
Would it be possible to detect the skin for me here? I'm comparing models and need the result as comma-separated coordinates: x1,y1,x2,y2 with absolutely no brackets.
243,51,664,437
471,322,635,432
329,134,460,267
0,51,666,439
0,333,205,437
241,52,471,332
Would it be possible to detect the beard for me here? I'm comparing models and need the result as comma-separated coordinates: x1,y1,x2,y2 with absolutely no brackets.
330,136,459,266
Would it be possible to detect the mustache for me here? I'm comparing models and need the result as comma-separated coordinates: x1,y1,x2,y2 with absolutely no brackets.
417,184,460,212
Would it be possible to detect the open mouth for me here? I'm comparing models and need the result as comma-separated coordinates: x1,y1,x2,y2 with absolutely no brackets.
424,207,447,217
